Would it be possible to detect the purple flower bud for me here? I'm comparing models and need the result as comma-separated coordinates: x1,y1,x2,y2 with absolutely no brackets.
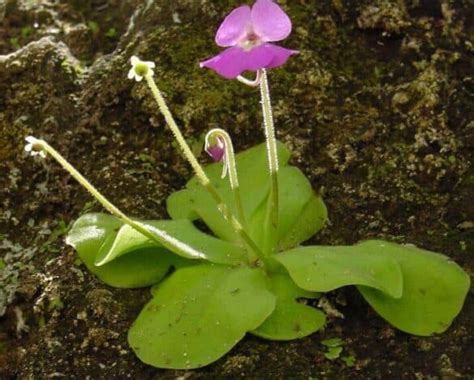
200,0,297,79
205,135,226,162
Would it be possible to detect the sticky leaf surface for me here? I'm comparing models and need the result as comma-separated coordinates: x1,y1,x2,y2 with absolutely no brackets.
252,273,325,340
66,213,173,288
357,240,470,336
95,219,246,266
128,264,276,369
275,244,403,298
167,142,326,250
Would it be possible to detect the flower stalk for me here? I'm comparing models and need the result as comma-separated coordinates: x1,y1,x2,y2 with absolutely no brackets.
140,68,263,263
25,138,170,249
144,74,210,187
236,71,262,87
205,128,246,227
259,69,279,253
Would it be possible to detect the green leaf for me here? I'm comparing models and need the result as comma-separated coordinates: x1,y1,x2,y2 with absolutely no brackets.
94,219,247,266
342,355,356,367
248,170,327,252
324,346,343,360
278,195,327,251
167,142,327,250
321,337,345,360
267,166,327,251
247,166,327,251
66,213,173,288
251,273,325,340
275,244,403,298
128,264,276,369
357,240,470,336
321,338,344,347
167,143,290,243
278,174,326,245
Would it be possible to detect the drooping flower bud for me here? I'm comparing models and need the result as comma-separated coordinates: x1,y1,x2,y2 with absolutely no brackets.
205,129,235,179
205,132,226,162
204,128,245,225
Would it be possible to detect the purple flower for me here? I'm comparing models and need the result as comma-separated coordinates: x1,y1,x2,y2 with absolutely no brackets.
200,0,297,79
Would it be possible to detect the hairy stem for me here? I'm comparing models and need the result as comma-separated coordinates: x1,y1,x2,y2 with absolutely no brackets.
237,71,262,87
145,75,210,186
36,140,171,248
259,69,279,253
145,74,262,262
209,128,246,227
203,183,261,262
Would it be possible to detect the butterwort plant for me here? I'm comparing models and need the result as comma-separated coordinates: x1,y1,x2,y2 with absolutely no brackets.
25,0,469,370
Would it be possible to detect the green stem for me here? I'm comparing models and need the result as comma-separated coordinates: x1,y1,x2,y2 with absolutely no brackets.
203,183,261,263
233,186,246,229
208,128,246,227
145,75,210,186
145,74,263,263
37,140,168,247
259,69,279,253
236,71,262,87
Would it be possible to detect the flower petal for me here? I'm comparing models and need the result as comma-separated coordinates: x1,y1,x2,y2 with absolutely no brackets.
201,44,296,79
216,5,252,47
207,145,225,162
201,46,272,79
264,44,298,68
251,0,292,42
